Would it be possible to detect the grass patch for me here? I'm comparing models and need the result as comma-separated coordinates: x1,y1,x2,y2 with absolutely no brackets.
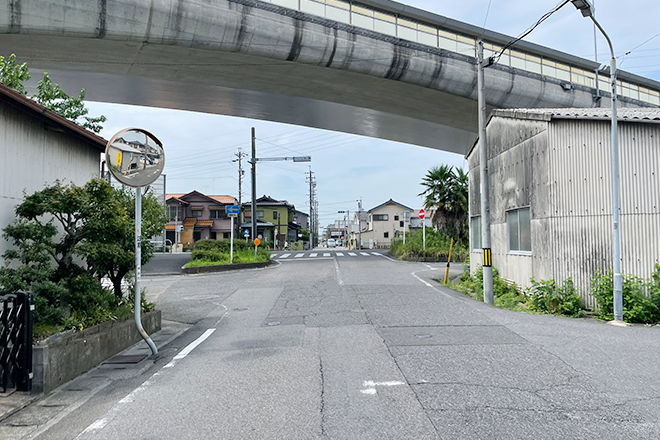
390,228,469,262
185,239,271,267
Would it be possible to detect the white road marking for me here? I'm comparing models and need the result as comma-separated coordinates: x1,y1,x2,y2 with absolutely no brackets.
310,253,318,257
360,252,370,256
412,271,434,287
279,253,291,259
270,254,276,259
323,253,331,257
360,380,405,396
294,253,305,258
363,380,405,387
336,252,344,256
371,252,380,256
348,252,357,256
333,257,344,286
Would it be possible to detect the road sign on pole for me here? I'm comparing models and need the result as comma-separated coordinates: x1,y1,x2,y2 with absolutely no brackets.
225,205,240,215
420,209,426,250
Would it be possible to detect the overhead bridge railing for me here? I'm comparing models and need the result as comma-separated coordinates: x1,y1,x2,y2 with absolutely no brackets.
261,0,660,106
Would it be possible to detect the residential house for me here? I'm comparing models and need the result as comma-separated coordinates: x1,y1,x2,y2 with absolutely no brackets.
166,191,237,247
0,83,105,257
467,108,660,308
294,210,309,230
242,195,302,247
350,199,413,248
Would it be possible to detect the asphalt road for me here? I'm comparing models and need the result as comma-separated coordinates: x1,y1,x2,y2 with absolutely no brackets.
22,253,660,439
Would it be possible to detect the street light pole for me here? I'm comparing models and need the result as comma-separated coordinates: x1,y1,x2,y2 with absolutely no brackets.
571,0,622,321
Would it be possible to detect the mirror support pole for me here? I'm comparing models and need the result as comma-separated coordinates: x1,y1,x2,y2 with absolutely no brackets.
135,187,158,355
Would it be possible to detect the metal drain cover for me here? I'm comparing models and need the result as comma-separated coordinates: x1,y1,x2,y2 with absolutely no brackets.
104,354,148,364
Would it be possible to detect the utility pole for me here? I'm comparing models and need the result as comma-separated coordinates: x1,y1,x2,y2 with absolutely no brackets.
477,40,494,305
251,127,257,260
233,147,248,235
307,168,317,249
356,199,363,249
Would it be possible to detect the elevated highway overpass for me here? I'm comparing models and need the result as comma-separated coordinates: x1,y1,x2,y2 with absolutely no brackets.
1,0,659,155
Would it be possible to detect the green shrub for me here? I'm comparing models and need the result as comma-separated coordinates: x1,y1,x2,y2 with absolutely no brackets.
591,268,660,323
526,278,584,318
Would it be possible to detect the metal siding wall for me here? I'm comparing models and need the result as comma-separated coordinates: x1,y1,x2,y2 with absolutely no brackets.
548,119,660,308
0,104,101,258
619,122,660,281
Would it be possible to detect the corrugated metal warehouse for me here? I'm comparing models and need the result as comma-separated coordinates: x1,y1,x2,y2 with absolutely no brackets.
0,83,105,258
468,108,660,308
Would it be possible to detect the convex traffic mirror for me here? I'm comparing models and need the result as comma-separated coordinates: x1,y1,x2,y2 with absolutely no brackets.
105,128,165,188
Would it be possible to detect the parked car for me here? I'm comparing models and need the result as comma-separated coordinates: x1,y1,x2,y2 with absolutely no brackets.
327,238,336,248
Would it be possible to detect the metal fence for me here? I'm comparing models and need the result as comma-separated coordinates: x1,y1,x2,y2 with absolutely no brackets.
0,292,33,393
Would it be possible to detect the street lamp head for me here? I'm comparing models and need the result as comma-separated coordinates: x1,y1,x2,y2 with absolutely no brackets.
570,0,594,17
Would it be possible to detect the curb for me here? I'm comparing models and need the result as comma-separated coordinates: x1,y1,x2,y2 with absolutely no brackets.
181,260,273,274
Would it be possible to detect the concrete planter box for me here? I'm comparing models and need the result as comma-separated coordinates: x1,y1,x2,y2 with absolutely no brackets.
182,260,272,274
32,310,161,393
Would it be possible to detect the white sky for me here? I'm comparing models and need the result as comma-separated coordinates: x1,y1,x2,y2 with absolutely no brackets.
86,0,660,232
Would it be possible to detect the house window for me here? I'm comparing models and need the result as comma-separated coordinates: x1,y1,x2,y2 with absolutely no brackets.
191,210,203,218
384,231,389,238
399,221,404,228
223,232,230,239
373,214,389,221
169,206,182,221
273,211,278,220
210,231,217,240
193,231,201,241
507,208,531,252
394,215,399,221
210,210,224,219
471,217,482,250
257,210,264,219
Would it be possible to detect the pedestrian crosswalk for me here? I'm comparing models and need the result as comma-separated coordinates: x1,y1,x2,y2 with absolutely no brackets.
273,251,385,260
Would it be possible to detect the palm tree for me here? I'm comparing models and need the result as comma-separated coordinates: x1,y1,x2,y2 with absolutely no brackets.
418,165,469,242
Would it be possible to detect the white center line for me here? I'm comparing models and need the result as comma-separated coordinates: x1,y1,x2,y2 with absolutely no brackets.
294,253,305,258
310,253,318,257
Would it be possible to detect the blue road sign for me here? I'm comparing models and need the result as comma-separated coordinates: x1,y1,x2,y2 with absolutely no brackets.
225,205,240,214
244,230,249,237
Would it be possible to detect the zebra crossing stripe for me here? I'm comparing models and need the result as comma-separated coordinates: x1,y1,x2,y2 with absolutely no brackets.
360,252,370,256
310,253,318,257
323,253,331,257
294,253,304,258
371,252,380,256
280,253,291,259
336,252,344,257
348,252,357,256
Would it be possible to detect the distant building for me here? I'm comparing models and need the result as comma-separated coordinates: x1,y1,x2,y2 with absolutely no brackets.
242,195,303,247
166,191,237,247
350,199,413,248
294,210,309,230
0,83,105,257
467,108,660,308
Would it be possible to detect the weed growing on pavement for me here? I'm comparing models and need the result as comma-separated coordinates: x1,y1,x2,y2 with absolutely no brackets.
526,278,585,318
451,266,527,312
591,264,660,323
